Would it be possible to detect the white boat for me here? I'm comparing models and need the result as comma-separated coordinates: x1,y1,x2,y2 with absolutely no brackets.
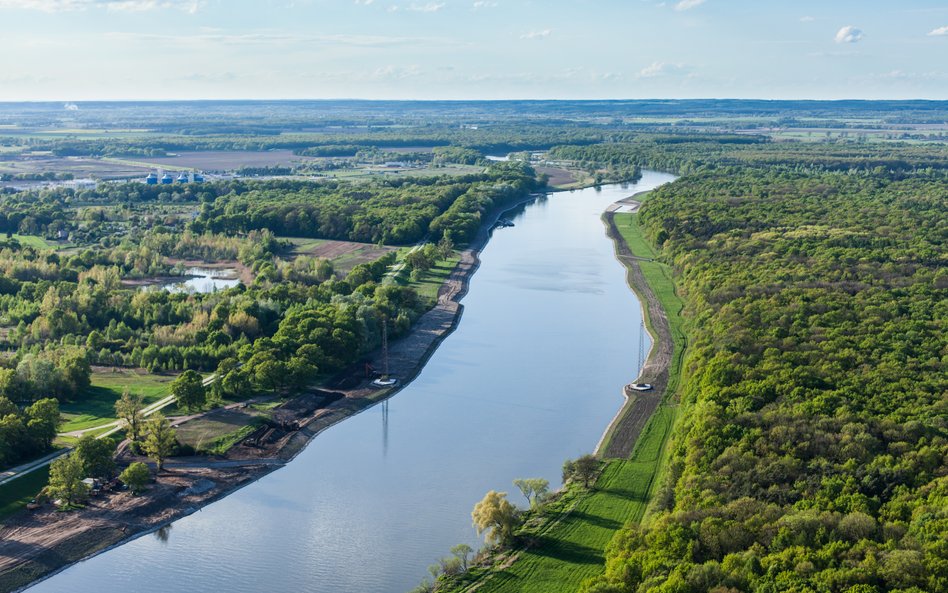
629,383,653,391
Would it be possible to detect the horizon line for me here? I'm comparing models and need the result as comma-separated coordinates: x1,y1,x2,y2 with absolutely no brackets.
2,97,948,104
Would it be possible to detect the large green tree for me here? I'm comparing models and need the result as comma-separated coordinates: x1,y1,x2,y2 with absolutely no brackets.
114,388,145,443
75,435,116,480
171,370,206,412
47,453,90,509
142,413,176,472
119,462,151,495
25,398,60,450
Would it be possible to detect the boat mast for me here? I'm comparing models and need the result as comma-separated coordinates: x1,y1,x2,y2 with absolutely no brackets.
382,317,389,378
639,319,645,374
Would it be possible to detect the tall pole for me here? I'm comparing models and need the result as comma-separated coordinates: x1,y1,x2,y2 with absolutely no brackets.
382,318,389,378
639,319,645,372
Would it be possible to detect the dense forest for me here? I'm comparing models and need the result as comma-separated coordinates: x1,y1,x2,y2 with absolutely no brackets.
0,161,538,247
192,161,539,244
581,162,947,592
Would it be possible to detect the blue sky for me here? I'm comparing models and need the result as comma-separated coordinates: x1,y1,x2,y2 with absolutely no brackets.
0,0,946,100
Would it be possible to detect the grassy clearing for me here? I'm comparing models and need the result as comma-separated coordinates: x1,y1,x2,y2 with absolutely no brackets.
399,251,462,304
0,466,50,521
195,423,262,456
59,370,174,433
101,156,190,171
10,234,55,251
174,408,268,454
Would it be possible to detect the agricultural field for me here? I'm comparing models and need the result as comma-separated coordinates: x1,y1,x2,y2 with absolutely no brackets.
127,150,320,171
0,155,152,179
286,238,397,275
326,163,483,181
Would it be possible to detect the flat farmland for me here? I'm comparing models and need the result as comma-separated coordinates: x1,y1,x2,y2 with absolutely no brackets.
286,238,397,274
535,166,576,189
0,155,151,178
141,150,319,171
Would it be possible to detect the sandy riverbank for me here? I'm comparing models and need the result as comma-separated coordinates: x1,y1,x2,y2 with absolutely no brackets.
0,190,543,593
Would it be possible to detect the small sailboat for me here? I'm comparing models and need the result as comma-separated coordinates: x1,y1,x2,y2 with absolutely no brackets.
629,320,652,391
371,319,398,387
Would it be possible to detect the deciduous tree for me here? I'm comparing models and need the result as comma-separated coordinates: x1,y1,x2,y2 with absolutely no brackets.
47,453,89,509
143,413,176,472
119,462,151,495
472,490,518,547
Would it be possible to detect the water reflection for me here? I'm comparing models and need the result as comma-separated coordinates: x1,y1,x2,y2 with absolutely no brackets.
154,524,172,545
144,267,241,294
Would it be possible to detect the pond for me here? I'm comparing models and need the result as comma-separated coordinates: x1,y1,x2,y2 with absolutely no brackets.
144,267,241,294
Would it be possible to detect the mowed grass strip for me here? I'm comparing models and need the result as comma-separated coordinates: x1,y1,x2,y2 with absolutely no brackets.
0,466,50,521
472,407,676,593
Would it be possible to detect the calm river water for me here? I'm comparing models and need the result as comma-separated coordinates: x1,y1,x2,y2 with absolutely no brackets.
28,171,676,593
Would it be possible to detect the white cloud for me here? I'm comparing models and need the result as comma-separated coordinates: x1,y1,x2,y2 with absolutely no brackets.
405,1,443,11
928,25,948,36
520,29,551,40
637,61,689,78
103,31,451,48
800,16,815,23
674,0,704,12
353,0,374,4
372,64,422,79
0,0,202,11
834,25,864,43
472,0,496,8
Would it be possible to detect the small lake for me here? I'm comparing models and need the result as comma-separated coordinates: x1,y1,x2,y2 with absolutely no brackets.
28,172,677,593
144,267,241,294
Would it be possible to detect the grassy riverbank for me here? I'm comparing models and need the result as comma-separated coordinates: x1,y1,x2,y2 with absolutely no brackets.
440,205,689,593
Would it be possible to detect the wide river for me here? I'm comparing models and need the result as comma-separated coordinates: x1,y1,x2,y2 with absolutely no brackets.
28,171,676,593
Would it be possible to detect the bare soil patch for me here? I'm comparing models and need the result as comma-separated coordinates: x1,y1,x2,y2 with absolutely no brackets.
536,166,576,188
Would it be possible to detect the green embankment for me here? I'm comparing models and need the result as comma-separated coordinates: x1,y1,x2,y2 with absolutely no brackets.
445,209,689,593
613,212,687,399
0,467,50,521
